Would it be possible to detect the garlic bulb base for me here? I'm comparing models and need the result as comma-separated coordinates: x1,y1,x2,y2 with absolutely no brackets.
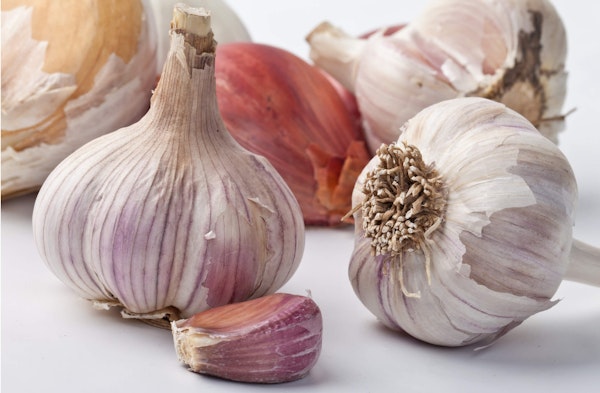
357,142,446,256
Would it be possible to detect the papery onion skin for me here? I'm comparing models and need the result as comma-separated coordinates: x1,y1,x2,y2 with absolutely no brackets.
215,42,370,226
1,0,157,199
349,97,577,347
32,6,304,323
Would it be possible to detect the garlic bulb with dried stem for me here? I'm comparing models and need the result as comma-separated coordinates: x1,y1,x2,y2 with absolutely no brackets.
32,5,304,326
346,97,600,347
1,0,157,199
147,0,251,76
307,0,568,154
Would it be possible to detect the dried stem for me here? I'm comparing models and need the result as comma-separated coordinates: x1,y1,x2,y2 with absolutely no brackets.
565,239,600,287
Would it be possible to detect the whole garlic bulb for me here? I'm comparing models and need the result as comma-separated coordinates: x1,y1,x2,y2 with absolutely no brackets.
347,97,599,347
32,5,304,325
147,0,251,76
1,0,157,199
307,0,568,154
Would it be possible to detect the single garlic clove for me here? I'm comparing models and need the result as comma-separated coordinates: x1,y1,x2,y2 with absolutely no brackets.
348,97,579,347
1,0,157,199
307,0,568,154
172,293,323,384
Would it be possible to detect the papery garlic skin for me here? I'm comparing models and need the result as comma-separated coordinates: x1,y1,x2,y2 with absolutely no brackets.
148,0,251,75
172,293,323,383
348,97,577,346
32,6,304,324
308,0,567,154
1,0,157,199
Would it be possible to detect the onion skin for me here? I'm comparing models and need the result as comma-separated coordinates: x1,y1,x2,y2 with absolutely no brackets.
214,42,370,226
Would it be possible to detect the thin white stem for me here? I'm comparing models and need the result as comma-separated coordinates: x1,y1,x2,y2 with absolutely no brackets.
564,239,600,287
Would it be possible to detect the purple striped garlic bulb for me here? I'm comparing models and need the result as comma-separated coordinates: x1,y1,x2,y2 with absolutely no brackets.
32,5,304,326
347,97,600,347
307,0,568,154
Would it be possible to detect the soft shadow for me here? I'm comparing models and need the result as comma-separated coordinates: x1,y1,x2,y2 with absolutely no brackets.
1,193,37,221
366,310,600,369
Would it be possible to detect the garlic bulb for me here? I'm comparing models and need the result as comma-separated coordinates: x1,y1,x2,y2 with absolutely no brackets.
172,293,322,383
307,0,568,154
215,42,369,226
1,0,157,199
148,0,250,76
32,5,304,325
347,97,600,347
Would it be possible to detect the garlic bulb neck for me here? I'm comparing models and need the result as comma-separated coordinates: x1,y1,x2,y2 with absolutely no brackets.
356,142,446,257
566,239,600,287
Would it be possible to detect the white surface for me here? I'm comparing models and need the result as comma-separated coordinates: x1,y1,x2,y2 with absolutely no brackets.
2,1,599,392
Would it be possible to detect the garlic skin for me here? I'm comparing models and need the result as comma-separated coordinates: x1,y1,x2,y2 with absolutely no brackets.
307,0,568,154
148,0,251,76
1,0,157,199
348,97,577,347
215,42,370,226
32,5,304,324
172,293,323,383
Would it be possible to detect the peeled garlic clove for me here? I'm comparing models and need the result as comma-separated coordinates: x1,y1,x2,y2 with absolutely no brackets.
1,0,157,199
215,42,370,226
348,97,585,347
172,293,323,383
32,5,304,325
147,0,251,77
307,0,568,154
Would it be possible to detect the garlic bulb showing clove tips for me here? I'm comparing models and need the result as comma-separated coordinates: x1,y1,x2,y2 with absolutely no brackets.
347,97,600,347
307,0,568,154
1,0,157,199
172,293,323,383
147,0,251,76
215,42,370,226
32,5,304,326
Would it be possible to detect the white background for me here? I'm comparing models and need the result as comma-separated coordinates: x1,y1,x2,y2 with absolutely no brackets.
2,1,599,392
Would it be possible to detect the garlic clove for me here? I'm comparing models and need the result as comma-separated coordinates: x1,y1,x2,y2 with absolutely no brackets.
32,5,304,324
171,293,323,384
1,0,158,199
348,97,579,346
307,0,568,154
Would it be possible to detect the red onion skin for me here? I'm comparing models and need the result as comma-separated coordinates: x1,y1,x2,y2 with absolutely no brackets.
215,42,370,226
